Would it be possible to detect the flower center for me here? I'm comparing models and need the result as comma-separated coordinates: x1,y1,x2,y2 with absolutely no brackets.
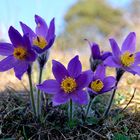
121,51,135,67
33,36,48,49
13,47,27,60
61,77,77,93
91,79,104,92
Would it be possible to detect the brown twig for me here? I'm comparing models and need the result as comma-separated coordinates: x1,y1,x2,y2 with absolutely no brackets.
80,125,107,139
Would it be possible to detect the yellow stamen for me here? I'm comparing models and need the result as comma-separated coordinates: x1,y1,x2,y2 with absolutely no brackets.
13,47,27,60
121,51,135,67
33,36,48,49
61,77,77,93
91,79,104,92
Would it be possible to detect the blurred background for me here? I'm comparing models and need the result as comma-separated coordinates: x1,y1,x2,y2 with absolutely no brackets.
0,0,140,110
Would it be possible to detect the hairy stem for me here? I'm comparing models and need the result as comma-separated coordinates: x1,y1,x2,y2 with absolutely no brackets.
28,73,36,115
85,97,94,121
37,67,43,117
69,99,73,128
103,68,124,117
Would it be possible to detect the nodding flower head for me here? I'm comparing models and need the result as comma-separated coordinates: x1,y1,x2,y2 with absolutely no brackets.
37,55,93,106
85,39,111,71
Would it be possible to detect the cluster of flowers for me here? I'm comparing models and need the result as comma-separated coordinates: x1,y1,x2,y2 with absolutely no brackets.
0,15,140,120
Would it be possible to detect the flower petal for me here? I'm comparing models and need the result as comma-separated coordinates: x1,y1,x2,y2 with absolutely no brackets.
14,61,29,80
94,65,105,80
52,60,69,83
67,55,82,78
104,56,121,68
101,51,112,61
129,65,140,76
76,70,93,90
0,55,16,71
70,90,88,105
20,22,36,42
52,91,69,106
46,18,55,41
37,79,60,94
91,42,101,59
109,38,121,60
0,43,14,56
133,52,140,65
35,15,48,37
121,32,136,53
101,76,116,92
26,50,36,62
8,26,23,47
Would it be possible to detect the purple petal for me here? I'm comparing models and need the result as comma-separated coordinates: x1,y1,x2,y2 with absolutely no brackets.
101,76,116,92
0,55,16,71
129,65,140,75
109,38,121,60
0,43,14,56
104,56,121,68
52,92,69,106
37,79,60,94
87,87,98,95
14,61,29,80
133,52,140,65
8,26,23,47
67,55,82,78
76,70,93,90
121,32,136,53
20,22,36,42
46,18,55,41
70,90,88,105
95,65,105,80
101,51,112,61
26,50,36,62
22,34,32,49
91,42,101,59
35,15,48,37
52,60,69,83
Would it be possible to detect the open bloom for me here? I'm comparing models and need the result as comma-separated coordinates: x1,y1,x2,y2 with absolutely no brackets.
20,15,55,54
0,26,36,80
86,39,111,71
104,32,140,75
87,65,116,96
37,56,93,106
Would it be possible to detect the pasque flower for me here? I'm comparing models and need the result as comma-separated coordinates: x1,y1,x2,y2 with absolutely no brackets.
87,65,116,96
20,15,55,54
104,32,140,75
0,26,36,80
86,39,111,71
37,56,93,106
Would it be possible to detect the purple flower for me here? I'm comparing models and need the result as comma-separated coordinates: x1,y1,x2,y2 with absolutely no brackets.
20,15,55,54
0,26,36,80
86,39,111,71
37,56,93,106
87,65,116,96
104,32,140,75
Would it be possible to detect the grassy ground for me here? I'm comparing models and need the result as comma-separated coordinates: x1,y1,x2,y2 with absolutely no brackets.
0,87,140,140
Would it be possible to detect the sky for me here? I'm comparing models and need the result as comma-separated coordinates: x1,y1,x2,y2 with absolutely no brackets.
0,0,130,40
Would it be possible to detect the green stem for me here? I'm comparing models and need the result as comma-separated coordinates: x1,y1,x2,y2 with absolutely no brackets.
28,73,36,115
103,81,118,117
37,67,43,117
69,99,73,127
85,98,94,121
